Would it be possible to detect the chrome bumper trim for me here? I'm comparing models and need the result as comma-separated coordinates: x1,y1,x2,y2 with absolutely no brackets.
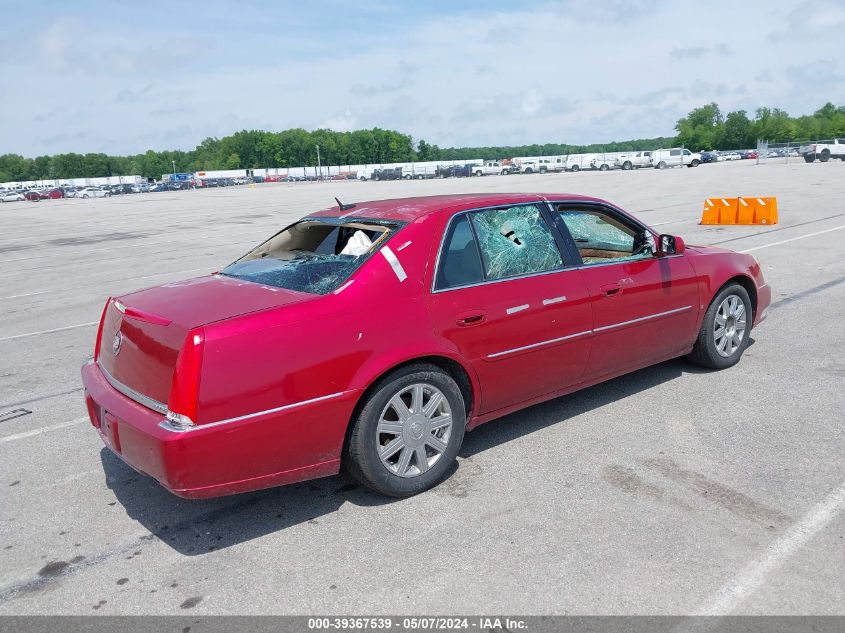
97,362,168,415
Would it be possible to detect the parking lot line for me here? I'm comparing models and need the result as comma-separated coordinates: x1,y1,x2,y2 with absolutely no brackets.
696,481,845,615
740,224,845,253
0,417,87,444
0,321,98,342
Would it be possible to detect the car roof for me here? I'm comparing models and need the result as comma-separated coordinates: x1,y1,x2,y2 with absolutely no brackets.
307,193,604,222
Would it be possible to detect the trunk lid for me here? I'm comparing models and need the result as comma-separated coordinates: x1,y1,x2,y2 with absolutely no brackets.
97,275,314,407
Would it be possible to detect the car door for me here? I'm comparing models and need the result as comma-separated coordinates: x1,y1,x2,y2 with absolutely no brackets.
551,201,700,380
426,203,593,415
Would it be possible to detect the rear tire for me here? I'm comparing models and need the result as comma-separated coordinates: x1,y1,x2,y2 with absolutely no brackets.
687,284,752,370
820,150,830,162
346,364,466,497
656,161,666,169
570,165,580,172
622,161,632,170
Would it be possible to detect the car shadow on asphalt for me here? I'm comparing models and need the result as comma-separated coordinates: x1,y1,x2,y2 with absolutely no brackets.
459,355,723,459
101,353,749,556
100,450,392,556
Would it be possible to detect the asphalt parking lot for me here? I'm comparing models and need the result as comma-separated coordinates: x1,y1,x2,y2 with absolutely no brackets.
0,160,843,615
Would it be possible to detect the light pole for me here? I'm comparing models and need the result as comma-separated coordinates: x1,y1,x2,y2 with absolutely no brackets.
171,160,176,180
316,144,321,180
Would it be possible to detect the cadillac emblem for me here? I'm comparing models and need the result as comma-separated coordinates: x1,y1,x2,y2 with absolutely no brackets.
112,332,123,356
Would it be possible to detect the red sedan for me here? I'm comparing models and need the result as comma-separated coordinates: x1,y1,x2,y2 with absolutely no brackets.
39,188,65,199
81,194,770,498
23,190,41,201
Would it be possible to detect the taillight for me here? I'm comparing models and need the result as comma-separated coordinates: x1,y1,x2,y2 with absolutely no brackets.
166,327,205,429
93,298,111,361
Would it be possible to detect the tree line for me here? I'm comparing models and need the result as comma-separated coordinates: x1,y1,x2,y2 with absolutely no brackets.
1,102,842,182
675,102,845,151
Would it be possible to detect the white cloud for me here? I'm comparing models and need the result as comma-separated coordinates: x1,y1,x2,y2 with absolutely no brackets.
2,1,844,156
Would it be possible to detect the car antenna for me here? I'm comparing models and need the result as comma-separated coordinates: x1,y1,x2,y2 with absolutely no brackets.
335,197,356,211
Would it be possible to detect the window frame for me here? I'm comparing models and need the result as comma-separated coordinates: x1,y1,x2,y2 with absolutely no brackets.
431,202,573,293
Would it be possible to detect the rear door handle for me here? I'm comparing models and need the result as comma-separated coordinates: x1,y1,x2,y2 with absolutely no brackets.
456,311,487,327
600,283,622,296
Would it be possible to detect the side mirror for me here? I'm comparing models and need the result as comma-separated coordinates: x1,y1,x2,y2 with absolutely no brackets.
657,234,685,256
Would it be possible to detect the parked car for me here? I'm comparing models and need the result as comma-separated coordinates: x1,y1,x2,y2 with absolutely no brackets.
700,151,718,164
371,167,404,181
616,151,653,170
471,161,511,176
519,158,554,174
652,148,701,168
78,187,110,198
590,155,617,172
39,188,65,199
799,138,845,162
23,190,41,201
436,164,473,178
81,193,771,499
718,152,742,161
0,191,25,202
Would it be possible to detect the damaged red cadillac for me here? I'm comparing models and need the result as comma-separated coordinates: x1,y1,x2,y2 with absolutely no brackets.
81,194,770,498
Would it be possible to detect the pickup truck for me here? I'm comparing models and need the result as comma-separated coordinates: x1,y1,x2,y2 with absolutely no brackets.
616,151,653,170
800,138,845,162
471,161,511,176
519,158,554,174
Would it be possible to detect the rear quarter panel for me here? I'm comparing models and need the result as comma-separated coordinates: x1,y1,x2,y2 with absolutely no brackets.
196,214,475,465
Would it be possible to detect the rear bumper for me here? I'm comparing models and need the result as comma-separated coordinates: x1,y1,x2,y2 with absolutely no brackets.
81,361,356,498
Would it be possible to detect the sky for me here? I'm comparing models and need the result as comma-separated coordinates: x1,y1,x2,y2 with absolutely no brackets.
1,0,844,156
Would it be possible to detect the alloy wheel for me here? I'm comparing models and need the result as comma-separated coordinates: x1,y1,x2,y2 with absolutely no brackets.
376,383,453,478
714,294,747,357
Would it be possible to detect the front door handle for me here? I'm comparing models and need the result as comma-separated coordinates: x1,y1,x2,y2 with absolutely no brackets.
600,283,622,296
456,311,487,327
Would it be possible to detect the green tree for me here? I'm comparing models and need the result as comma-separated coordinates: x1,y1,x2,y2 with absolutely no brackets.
722,111,753,150
675,103,724,150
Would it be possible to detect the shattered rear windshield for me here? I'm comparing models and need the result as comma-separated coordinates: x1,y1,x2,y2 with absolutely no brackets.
221,219,395,294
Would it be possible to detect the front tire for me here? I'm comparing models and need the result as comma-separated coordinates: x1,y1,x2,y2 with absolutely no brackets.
820,150,830,162
804,154,815,163
690,159,700,167
687,284,752,370
346,364,466,497
570,165,580,172
656,161,666,169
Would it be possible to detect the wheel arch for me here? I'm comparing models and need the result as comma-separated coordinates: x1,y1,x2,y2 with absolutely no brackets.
341,353,477,459
712,274,758,322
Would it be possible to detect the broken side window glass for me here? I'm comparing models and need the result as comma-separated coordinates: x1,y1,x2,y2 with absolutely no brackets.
559,209,653,264
469,204,562,280
221,220,392,294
